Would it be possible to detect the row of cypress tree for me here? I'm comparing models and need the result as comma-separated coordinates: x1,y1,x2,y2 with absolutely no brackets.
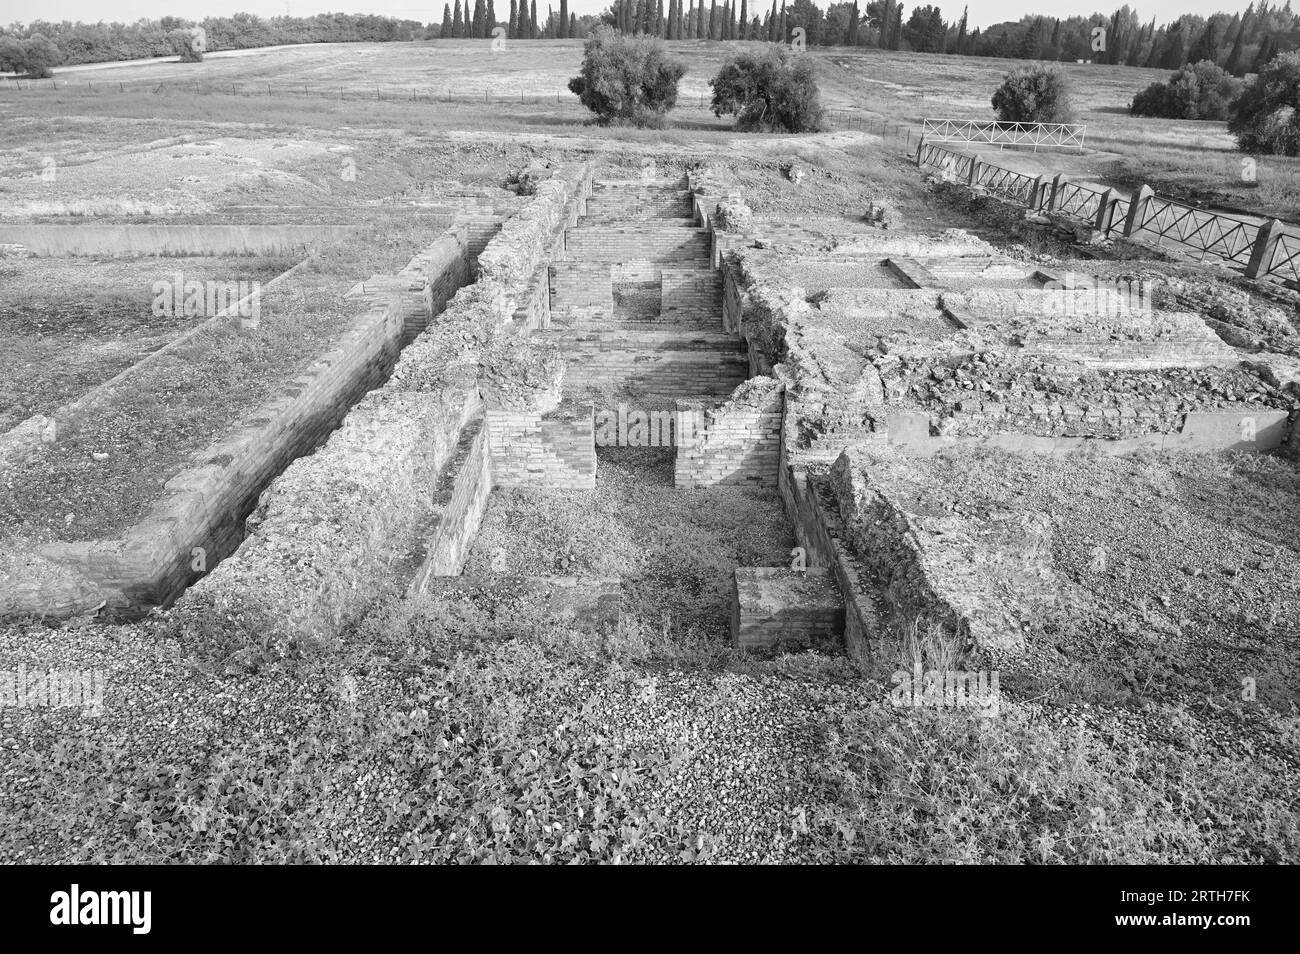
438,0,575,39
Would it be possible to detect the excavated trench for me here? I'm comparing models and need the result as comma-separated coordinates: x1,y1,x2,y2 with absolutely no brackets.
452,174,802,643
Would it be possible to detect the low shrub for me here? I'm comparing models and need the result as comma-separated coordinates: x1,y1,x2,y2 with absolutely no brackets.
1130,60,1243,121
567,26,685,128
991,64,1075,124
709,45,826,134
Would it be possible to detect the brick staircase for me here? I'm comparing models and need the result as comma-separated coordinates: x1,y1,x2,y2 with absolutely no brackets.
545,176,744,410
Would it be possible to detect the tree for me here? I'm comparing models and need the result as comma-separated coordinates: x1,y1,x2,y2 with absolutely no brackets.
1130,60,1243,120
740,0,748,40
992,63,1074,123
1159,18,1186,70
453,0,465,37
19,34,62,77
1225,7,1250,75
1252,34,1278,73
1186,21,1219,66
568,25,685,125
955,6,968,55
166,28,205,62
560,0,569,37
441,4,453,37
1230,49,1300,155
710,43,825,131
0,36,27,74
768,0,778,40
904,6,947,54
531,0,540,37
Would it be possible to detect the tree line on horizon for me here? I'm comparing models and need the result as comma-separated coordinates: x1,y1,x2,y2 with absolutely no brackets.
2,3,1297,76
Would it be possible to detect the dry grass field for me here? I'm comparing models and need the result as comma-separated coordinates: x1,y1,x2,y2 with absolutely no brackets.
5,39,1296,220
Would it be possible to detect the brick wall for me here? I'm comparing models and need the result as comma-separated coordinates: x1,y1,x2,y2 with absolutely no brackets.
675,378,784,488
485,405,596,490
553,329,748,403
551,262,613,314
661,267,721,322
885,408,1291,454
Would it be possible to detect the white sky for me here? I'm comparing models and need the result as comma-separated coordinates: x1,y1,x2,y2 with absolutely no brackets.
0,0,1260,32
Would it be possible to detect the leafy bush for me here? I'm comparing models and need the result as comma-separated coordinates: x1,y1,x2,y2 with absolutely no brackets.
709,45,827,134
167,28,206,63
567,25,685,128
1230,50,1300,156
0,34,62,78
0,37,25,74
991,64,1075,124
1130,60,1243,120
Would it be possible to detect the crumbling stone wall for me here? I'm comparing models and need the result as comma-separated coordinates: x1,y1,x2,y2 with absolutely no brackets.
830,449,1061,656
162,164,593,649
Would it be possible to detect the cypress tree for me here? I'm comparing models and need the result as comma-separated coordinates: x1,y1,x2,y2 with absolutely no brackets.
698,0,706,38
453,0,464,37
471,0,482,37
1187,21,1219,65
1253,33,1277,72
740,0,748,40
709,0,718,39
487,0,497,35
767,0,777,40
441,3,453,37
571,13,577,35
657,0,666,36
530,0,539,37
778,0,787,42
508,0,517,38
559,0,567,36
1225,10,1249,74
954,5,966,54
847,0,860,45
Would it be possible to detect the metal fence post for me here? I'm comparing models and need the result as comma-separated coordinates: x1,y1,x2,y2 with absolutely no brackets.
1123,185,1153,237
1048,174,1064,211
1246,218,1287,279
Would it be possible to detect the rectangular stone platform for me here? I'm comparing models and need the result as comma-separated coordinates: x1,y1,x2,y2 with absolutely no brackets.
730,567,845,652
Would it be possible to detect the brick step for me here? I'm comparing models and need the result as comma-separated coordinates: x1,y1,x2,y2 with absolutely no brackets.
581,211,694,225
566,226,710,263
586,193,692,207
592,179,687,192
572,317,722,332
547,328,743,352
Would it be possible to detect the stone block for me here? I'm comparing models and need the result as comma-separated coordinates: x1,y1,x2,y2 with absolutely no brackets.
731,567,845,652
